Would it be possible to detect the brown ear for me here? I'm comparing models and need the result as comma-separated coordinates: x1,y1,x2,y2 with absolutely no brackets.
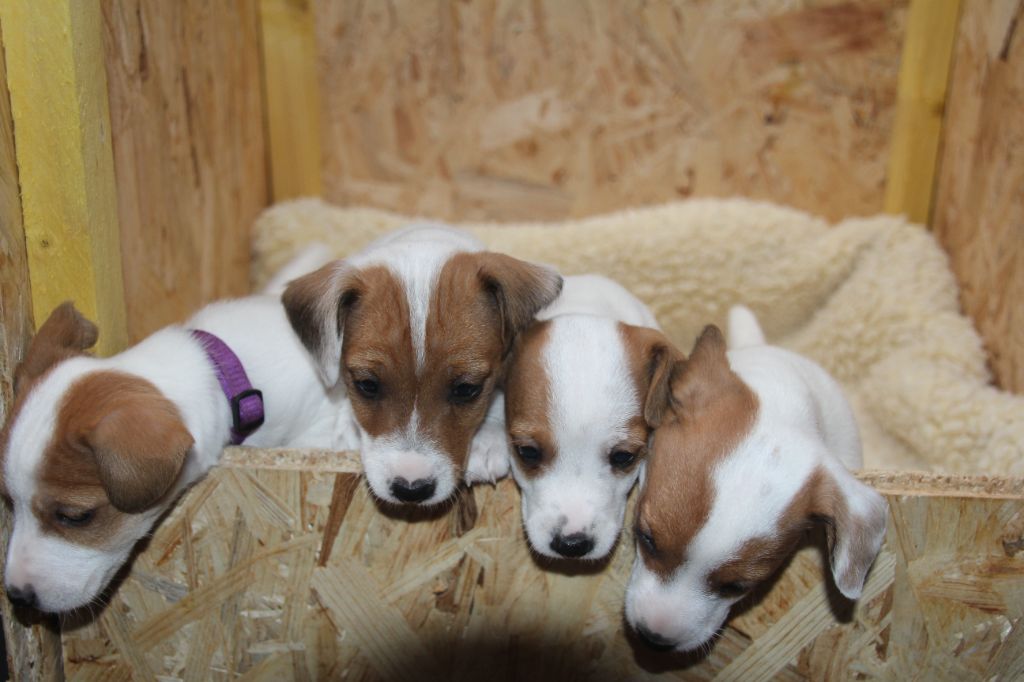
82,378,194,513
281,261,360,387
670,325,732,415
474,253,563,355
621,326,687,428
14,302,98,395
810,467,889,600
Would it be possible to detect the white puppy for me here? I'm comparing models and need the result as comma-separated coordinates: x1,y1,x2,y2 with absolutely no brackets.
504,275,682,560
0,281,354,613
625,305,888,652
282,226,562,507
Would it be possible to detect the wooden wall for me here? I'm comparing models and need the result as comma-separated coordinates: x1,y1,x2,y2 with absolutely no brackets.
312,0,908,223
933,0,1024,394
100,0,267,343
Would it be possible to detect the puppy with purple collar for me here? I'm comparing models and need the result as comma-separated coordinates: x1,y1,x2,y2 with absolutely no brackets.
625,305,888,652
505,275,684,561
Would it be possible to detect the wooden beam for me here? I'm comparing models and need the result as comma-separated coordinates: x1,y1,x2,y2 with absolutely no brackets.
884,0,962,224
0,0,127,356
0,16,65,682
259,0,323,201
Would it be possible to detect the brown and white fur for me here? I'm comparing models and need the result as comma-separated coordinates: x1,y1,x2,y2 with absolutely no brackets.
282,225,562,507
625,305,888,652
505,275,683,560
0,286,355,614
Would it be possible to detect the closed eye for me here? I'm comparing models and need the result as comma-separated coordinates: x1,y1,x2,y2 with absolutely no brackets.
55,508,96,528
714,580,752,599
635,526,657,555
449,382,483,404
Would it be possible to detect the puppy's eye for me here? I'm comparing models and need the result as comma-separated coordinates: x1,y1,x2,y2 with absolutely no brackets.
609,450,636,469
353,378,380,399
449,382,483,404
715,581,751,599
635,527,657,555
515,445,543,468
55,509,96,528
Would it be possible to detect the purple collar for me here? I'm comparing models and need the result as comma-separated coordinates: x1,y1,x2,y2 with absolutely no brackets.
190,330,265,445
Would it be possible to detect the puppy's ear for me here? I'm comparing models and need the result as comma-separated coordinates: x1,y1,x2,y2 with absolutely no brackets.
810,466,889,600
281,261,360,386
15,302,98,395
669,325,733,415
622,326,686,428
80,378,194,514
475,253,563,355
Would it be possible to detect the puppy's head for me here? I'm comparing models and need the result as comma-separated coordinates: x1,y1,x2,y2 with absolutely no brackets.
624,326,888,652
283,248,561,506
1,304,194,613
505,317,683,561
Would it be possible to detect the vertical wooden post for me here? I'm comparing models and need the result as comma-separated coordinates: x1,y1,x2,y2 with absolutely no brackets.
0,0,127,356
884,0,962,224
0,13,65,682
259,0,323,201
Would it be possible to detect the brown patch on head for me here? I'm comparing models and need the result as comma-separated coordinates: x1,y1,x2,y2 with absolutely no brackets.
29,371,193,547
504,321,554,477
619,324,687,429
635,325,759,579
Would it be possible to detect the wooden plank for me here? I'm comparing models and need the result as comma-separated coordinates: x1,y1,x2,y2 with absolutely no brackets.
259,0,323,201
884,0,962,223
312,0,907,223
0,15,65,682
100,0,267,343
0,0,127,356
59,449,1024,680
932,0,1024,393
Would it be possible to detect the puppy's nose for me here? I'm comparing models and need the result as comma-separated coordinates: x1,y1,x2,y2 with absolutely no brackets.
7,584,38,610
390,477,436,503
549,532,595,558
635,623,677,651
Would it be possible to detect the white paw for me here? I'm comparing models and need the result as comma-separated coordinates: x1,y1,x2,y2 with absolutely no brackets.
465,422,511,484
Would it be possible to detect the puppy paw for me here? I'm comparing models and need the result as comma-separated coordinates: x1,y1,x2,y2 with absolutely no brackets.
465,423,511,484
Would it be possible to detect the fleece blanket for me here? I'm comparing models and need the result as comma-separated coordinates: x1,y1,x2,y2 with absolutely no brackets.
251,198,1024,476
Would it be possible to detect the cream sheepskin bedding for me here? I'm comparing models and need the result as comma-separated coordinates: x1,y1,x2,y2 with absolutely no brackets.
252,198,1024,476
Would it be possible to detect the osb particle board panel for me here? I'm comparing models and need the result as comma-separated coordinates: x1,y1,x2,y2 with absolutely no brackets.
100,0,268,344
932,0,1024,394
60,450,1024,681
313,0,906,223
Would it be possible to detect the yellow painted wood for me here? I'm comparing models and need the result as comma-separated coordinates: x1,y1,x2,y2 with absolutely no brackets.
884,0,962,224
0,0,127,355
259,0,323,200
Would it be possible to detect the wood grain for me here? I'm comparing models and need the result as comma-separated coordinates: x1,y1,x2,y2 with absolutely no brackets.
312,0,906,223
58,450,1024,681
932,0,1024,393
100,0,268,342
0,0,127,356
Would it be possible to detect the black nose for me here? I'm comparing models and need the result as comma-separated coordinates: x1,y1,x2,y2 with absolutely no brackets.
549,532,595,558
7,584,38,610
390,477,437,503
635,624,677,651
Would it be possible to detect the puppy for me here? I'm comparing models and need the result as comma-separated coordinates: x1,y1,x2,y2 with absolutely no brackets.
282,226,562,507
504,275,683,560
625,306,888,652
0,289,353,613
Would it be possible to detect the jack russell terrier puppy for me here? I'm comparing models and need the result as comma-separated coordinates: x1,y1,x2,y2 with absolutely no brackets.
625,305,888,652
505,274,683,561
282,226,562,507
1,275,356,614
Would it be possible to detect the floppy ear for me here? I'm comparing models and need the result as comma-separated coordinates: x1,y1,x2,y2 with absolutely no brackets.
14,302,98,395
281,260,360,387
474,253,563,355
84,382,194,514
810,466,889,599
669,325,732,415
621,326,686,428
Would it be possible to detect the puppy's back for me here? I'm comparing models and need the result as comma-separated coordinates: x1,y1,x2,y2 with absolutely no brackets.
537,274,658,328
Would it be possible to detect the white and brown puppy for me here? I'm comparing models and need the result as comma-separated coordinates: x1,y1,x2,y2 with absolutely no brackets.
0,291,354,614
505,275,682,560
625,306,888,652
282,226,562,507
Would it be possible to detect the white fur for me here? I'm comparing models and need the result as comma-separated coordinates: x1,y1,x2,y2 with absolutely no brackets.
511,275,659,560
3,262,355,613
625,306,887,652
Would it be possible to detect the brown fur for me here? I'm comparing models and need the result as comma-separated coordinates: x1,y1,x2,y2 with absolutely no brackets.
504,321,555,477
636,325,760,579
